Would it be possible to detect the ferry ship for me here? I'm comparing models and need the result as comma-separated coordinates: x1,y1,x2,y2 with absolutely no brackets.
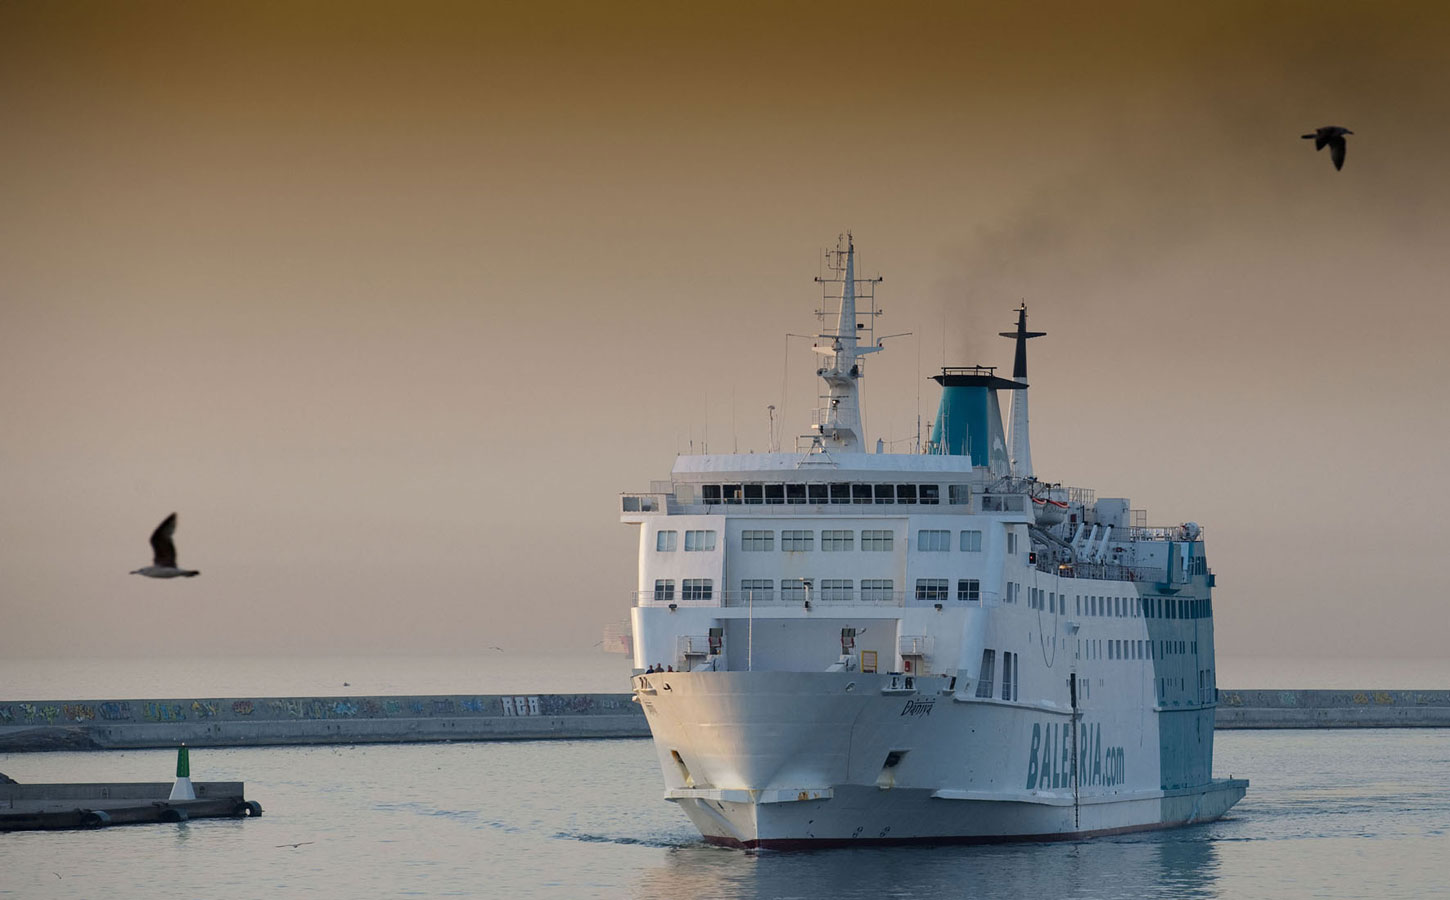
622,237,1247,848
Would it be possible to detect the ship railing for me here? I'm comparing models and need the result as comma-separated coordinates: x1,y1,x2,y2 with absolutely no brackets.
620,492,671,514
1043,561,1168,583
1128,524,1207,542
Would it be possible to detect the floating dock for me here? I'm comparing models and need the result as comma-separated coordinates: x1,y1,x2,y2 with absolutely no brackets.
0,781,261,831
2,689,1447,752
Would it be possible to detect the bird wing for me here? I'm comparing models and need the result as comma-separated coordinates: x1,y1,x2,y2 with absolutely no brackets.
150,513,179,567
1315,134,1330,151
1330,138,1346,170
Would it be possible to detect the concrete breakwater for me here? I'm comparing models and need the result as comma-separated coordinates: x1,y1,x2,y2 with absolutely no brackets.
3,689,1448,752
0,693,649,752
1214,689,1450,728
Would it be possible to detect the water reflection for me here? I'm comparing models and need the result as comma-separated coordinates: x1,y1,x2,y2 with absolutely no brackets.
631,832,1223,900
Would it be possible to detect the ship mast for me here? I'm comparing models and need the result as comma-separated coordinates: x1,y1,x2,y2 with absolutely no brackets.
807,234,882,452
999,302,1046,477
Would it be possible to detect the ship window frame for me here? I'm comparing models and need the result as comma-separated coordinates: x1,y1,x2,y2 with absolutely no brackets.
805,483,827,504
740,530,774,551
743,483,764,505
918,484,941,505
780,529,814,552
1001,651,1016,701
914,578,950,603
821,529,854,552
960,530,983,552
916,529,951,552
653,579,676,602
948,484,971,505
975,649,996,698
702,484,722,504
684,530,717,552
957,578,981,603
819,579,853,601
852,483,873,504
829,483,851,504
895,483,917,504
681,578,713,602
739,579,774,601
784,483,807,505
764,483,786,505
656,530,678,552
860,578,894,601
873,483,895,504
861,530,894,551
780,578,809,601
720,484,743,505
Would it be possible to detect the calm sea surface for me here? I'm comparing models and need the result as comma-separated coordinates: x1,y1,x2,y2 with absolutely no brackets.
3,655,1448,899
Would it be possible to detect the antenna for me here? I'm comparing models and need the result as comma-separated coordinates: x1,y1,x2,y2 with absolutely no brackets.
767,405,777,453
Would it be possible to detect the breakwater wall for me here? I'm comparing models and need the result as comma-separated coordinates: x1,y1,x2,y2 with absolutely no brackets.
3,690,1448,751
0,693,648,752
1214,689,1450,728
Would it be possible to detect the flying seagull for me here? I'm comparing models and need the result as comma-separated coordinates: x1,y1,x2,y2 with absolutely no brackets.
130,513,200,578
1302,126,1353,171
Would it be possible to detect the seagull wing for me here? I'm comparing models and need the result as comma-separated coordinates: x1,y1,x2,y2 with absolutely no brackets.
1330,137,1346,170
150,513,179,567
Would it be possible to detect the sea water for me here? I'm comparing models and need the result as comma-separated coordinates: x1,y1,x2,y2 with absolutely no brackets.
2,655,1448,899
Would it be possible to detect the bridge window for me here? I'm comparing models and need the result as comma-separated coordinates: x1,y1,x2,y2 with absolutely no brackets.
919,484,941,505
874,484,896,504
684,530,717,551
656,531,678,552
764,483,786,505
785,483,807,504
743,483,764,504
917,530,950,552
852,483,873,504
829,483,851,504
895,483,917,503
806,483,829,504
948,484,970,505
861,530,894,551
720,484,742,504
741,530,774,551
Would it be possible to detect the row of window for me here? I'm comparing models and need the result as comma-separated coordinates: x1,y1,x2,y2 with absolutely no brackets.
652,579,716,602
916,529,985,552
697,482,969,506
975,649,1019,701
655,530,718,552
1078,638,1200,662
658,528,991,554
651,577,981,603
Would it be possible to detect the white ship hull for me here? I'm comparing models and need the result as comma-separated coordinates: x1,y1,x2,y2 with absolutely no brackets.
636,670,1246,848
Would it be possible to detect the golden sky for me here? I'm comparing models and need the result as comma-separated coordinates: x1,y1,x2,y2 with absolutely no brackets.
3,1,1448,661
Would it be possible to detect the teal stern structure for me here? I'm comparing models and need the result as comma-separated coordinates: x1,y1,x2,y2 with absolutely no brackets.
927,367,1023,474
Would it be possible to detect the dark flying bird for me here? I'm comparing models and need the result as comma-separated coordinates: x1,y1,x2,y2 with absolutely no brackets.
130,513,200,578
1302,126,1353,171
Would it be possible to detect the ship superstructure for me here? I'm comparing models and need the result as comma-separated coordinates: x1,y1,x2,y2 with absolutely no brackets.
620,237,1246,848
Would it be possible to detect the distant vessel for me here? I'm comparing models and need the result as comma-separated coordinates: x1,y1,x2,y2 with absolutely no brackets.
621,236,1246,848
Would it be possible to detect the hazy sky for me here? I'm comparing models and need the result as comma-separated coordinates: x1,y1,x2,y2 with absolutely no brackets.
3,1,1448,661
